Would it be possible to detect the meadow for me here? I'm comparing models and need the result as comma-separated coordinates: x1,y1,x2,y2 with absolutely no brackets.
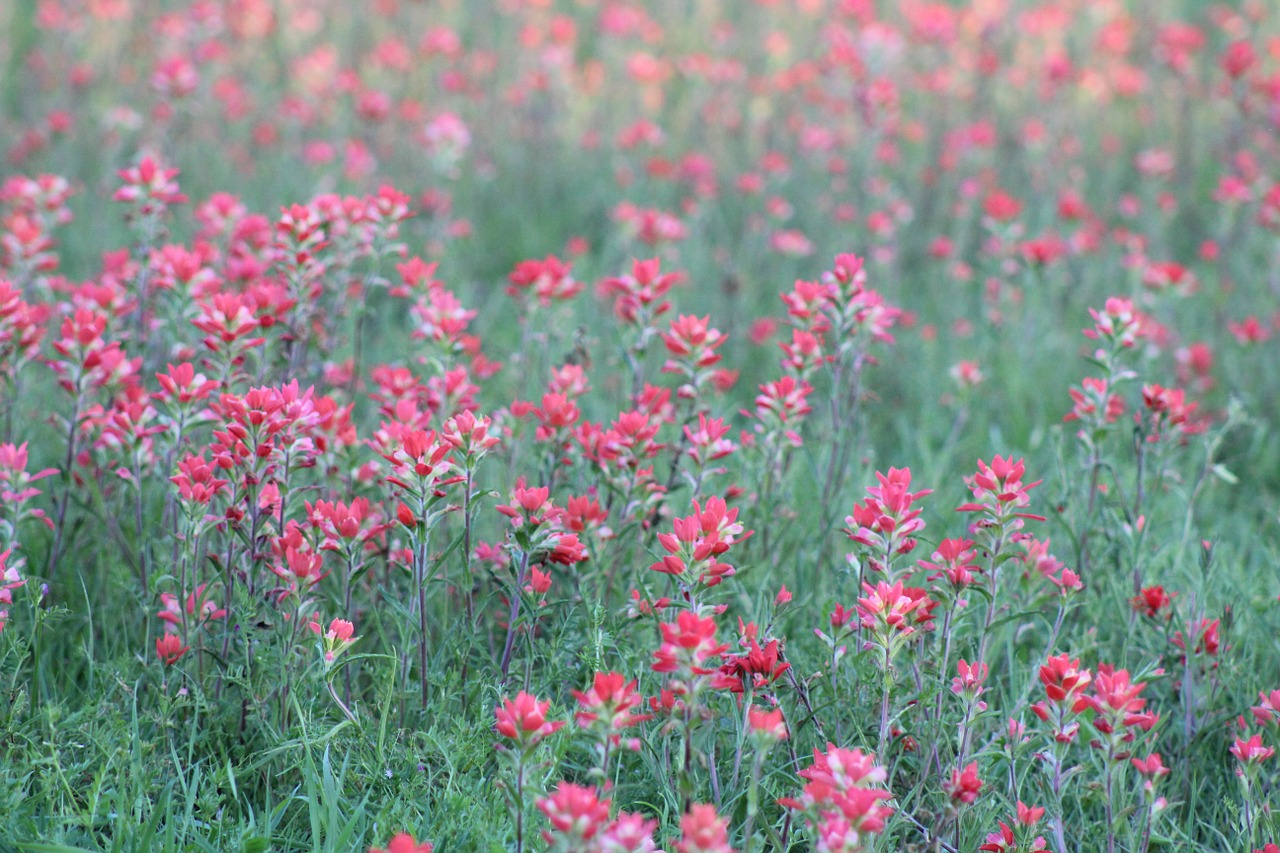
2,1,1280,851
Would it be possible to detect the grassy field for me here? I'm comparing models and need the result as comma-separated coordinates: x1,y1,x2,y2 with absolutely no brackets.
2,1,1280,851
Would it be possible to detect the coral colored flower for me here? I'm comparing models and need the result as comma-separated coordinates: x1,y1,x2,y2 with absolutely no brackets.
538,782,611,847
1083,297,1141,351
676,804,734,853
573,672,651,735
598,812,659,851
650,495,751,589
979,803,1049,852
155,633,190,666
652,611,728,684
920,538,980,591
600,256,679,324
508,255,580,307
1031,653,1092,744
1132,753,1170,780
1253,690,1280,728
844,467,932,573
956,455,1045,535
368,833,433,853
952,659,989,711
747,707,789,744
495,692,564,750
307,617,358,665
780,744,892,845
857,580,929,657
947,762,982,806
1231,734,1275,767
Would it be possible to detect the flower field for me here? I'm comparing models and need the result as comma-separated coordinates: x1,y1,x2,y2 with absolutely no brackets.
3,1,1280,850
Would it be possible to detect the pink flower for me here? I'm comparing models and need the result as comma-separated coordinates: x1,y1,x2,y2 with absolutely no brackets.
495,692,564,750
1231,734,1275,767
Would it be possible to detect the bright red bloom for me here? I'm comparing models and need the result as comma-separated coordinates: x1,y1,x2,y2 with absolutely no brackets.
1082,664,1157,745
1131,585,1175,619
1172,618,1220,657
1038,653,1092,706
720,637,790,692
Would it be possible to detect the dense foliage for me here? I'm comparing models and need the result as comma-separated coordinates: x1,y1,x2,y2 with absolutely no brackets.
2,1,1280,851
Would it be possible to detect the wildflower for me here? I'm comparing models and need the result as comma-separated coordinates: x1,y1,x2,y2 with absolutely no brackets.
1132,753,1170,811
720,637,790,693
1131,585,1175,619
747,707,789,744
652,611,728,687
952,659,989,711
272,547,327,593
1172,618,1220,658
1082,665,1157,756
368,833,434,853
950,360,984,388
780,744,893,846
538,782,611,849
508,255,580,307
650,495,751,591
600,256,679,325
845,467,932,576
494,692,564,751
1083,297,1141,352
956,455,1045,543
1252,691,1280,728
598,812,659,852
307,617,357,666
1231,734,1275,768
661,314,726,395
495,480,587,565
947,762,983,806
156,633,190,666
114,155,187,216
573,672,651,739
157,584,226,631
1031,653,1091,744
858,580,926,659
921,538,980,593
676,804,734,853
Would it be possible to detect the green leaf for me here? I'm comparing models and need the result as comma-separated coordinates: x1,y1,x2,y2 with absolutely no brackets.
1211,464,1238,485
